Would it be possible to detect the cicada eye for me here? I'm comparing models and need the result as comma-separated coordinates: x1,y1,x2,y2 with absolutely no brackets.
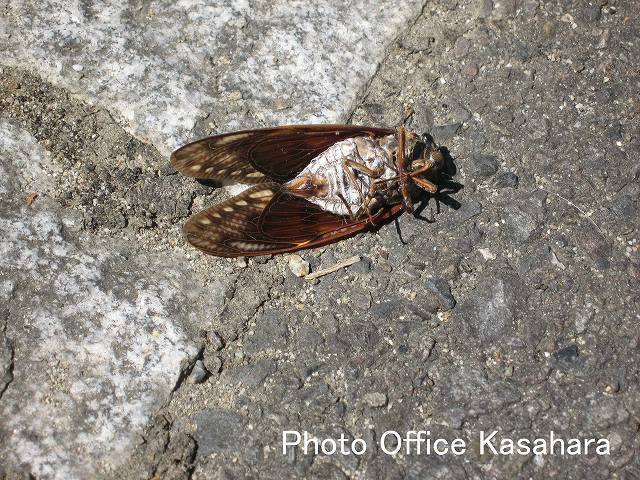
430,147,445,169
421,132,435,145
410,159,426,171
408,139,426,161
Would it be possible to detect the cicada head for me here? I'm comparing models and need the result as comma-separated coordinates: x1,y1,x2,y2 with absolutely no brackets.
404,133,444,194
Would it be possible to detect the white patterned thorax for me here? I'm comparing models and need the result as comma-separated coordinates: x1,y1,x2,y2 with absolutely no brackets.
293,135,401,216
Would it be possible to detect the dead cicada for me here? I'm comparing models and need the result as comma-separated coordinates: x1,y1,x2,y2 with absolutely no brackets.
171,125,444,257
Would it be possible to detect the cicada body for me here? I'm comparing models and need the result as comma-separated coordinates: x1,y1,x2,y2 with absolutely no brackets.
171,125,444,257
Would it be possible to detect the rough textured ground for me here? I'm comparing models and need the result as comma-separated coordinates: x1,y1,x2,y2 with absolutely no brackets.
1,0,639,479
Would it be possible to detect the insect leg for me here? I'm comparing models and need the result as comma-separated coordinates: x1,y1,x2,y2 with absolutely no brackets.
410,159,435,175
341,159,384,225
344,159,386,178
412,176,439,193
395,127,413,214
336,192,356,220
364,183,382,226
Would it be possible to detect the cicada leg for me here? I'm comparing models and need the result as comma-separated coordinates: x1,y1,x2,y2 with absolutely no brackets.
341,158,385,225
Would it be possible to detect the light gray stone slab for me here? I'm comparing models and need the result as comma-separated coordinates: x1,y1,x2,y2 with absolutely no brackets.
0,120,202,478
1,1,424,154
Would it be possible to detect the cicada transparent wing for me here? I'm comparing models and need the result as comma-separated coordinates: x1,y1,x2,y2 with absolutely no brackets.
171,125,394,183
184,183,403,257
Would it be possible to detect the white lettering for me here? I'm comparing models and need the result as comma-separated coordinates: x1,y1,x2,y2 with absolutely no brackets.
282,431,301,455
480,430,498,455
381,431,402,455
433,438,449,455
549,431,565,455
303,431,319,455
321,438,337,455
337,435,349,455
596,439,610,455
584,438,595,453
517,438,531,455
405,431,425,454
533,438,547,455
451,438,467,455
500,438,514,455
285,430,611,457
567,439,581,455
352,438,367,455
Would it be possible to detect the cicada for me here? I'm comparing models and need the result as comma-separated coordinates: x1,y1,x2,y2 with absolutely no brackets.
171,125,444,257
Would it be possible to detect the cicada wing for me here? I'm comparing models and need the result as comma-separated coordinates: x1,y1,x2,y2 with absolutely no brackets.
170,125,394,184
184,183,403,257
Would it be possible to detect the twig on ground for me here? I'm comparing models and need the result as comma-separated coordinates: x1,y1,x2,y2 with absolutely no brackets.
305,255,361,281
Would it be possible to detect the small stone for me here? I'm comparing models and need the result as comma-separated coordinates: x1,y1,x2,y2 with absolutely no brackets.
351,257,372,273
459,278,516,343
319,249,337,267
493,0,516,17
231,359,276,386
582,5,601,23
494,171,519,188
503,206,538,244
596,29,610,49
287,255,310,277
478,0,493,18
463,63,479,77
451,105,472,123
437,408,465,429
543,21,555,39
452,237,472,253
378,262,392,273
431,123,462,144
363,392,387,408
7,79,20,90
352,292,372,310
403,266,421,281
206,331,224,351
72,64,84,72
452,37,471,58
203,353,222,375
425,277,456,311
478,248,496,261
605,382,620,394
159,163,177,176
607,432,623,451
605,120,622,140
194,409,245,456
188,360,208,384
408,102,435,132
235,257,248,268
587,398,629,429
554,344,579,363
469,153,499,178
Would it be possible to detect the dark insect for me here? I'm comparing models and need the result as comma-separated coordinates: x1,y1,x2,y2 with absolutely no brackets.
171,125,444,257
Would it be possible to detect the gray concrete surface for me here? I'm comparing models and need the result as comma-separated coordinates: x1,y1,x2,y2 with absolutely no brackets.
1,0,639,479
